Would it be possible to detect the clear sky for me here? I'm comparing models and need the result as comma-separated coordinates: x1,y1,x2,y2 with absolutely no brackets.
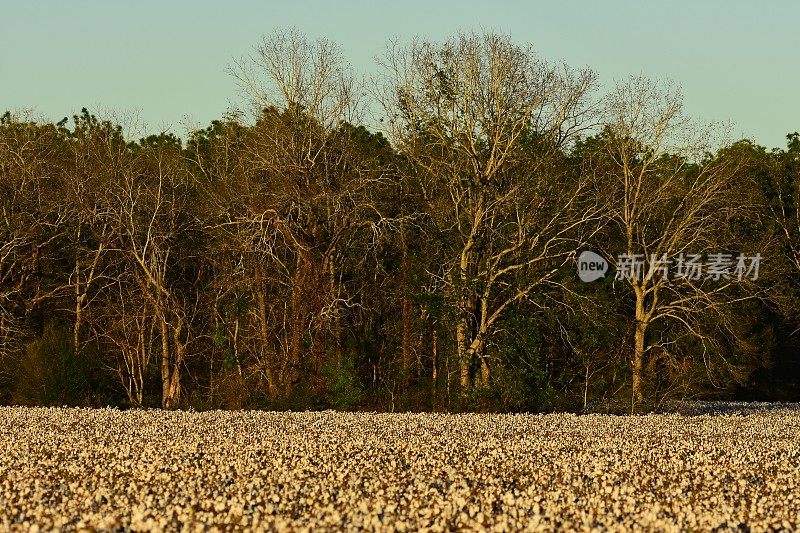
2,0,798,149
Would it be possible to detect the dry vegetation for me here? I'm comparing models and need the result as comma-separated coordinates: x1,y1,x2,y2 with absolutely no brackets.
1,406,799,531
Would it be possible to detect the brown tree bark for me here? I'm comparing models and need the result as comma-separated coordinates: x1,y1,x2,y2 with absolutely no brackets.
632,320,647,408
159,314,172,409
254,264,277,397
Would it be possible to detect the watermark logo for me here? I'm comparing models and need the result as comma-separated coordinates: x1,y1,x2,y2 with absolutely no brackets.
577,250,609,282
577,251,762,283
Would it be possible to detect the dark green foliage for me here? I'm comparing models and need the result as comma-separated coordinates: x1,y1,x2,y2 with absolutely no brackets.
323,356,365,411
8,326,90,406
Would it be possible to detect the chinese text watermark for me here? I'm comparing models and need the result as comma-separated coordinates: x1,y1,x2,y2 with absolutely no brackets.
577,251,761,282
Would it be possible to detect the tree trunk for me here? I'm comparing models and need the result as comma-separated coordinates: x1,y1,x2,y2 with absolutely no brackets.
135,327,145,406
158,311,185,410
167,317,185,407
400,236,412,374
0,315,6,357
328,251,342,367
254,269,277,397
456,317,471,393
401,296,412,372
479,356,490,388
583,364,590,413
161,316,185,410
160,315,172,409
287,254,309,394
632,319,647,408
73,294,84,353
73,227,103,355
431,327,438,407
233,314,242,377
468,334,488,389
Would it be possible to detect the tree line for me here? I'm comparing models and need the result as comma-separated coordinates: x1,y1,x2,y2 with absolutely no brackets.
1,30,798,412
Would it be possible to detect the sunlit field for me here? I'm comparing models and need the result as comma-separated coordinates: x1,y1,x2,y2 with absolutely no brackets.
1,405,799,531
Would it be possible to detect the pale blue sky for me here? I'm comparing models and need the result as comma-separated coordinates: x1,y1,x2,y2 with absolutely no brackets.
2,1,798,148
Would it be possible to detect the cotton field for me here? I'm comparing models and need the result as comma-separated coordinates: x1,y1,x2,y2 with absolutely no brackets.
1,407,799,531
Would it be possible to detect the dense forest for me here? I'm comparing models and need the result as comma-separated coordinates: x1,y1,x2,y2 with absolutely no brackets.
1,30,799,412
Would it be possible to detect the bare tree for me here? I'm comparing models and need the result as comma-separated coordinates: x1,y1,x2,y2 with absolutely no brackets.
0,112,68,363
595,77,762,407
198,29,395,398
94,275,153,406
103,134,195,409
378,32,601,393
62,109,127,353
